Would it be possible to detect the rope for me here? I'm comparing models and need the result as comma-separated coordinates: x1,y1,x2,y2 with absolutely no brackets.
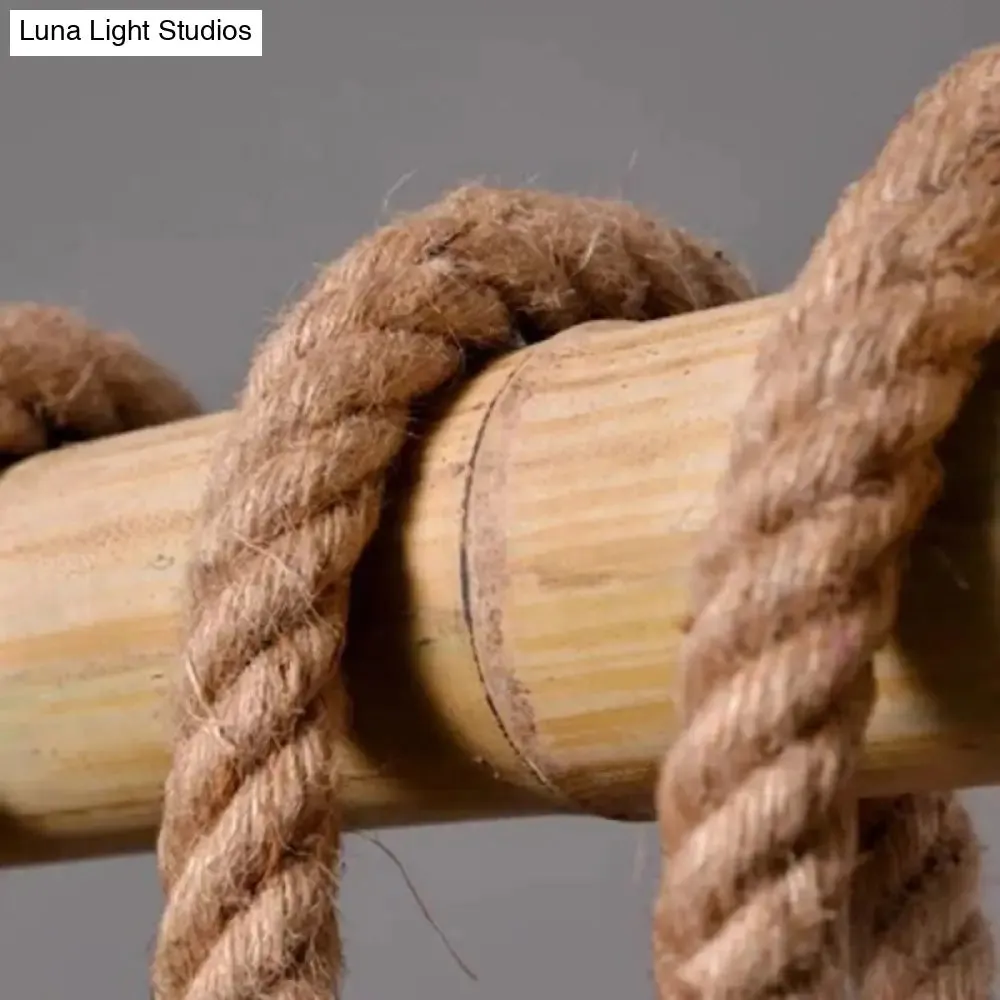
150,185,750,1000
852,794,992,998
0,304,197,464
652,44,999,1000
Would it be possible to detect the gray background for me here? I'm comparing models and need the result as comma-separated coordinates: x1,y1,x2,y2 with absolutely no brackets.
2,2,1000,997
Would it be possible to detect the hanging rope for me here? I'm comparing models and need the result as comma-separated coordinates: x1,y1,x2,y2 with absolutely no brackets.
149,186,750,1000
653,44,999,1000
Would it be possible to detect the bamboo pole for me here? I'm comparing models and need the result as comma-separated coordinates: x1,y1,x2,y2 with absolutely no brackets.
2,292,999,866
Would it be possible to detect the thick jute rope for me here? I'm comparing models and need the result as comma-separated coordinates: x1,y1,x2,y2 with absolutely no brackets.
149,185,754,1000
0,304,197,463
653,45,1000,999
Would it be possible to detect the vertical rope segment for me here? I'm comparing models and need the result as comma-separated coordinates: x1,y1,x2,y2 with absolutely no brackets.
653,44,1000,1000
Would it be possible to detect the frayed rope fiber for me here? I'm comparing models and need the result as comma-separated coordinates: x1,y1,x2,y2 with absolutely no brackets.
1,44,998,1000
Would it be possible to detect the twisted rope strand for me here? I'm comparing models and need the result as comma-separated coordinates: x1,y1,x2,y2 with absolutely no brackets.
152,185,751,1000
852,795,993,999
0,304,197,463
653,45,1000,999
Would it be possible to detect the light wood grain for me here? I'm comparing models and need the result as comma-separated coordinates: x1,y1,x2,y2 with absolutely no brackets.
2,292,999,865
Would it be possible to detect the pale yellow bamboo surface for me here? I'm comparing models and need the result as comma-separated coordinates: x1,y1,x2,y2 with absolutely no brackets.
2,292,999,866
